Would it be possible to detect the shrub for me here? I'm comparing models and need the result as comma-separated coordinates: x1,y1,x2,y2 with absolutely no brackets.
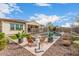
10,32,28,43
10,32,28,40
16,33,23,39
0,38,7,50
0,32,7,51
10,35,17,40
26,34,32,39
22,32,28,38
72,37,79,48
0,32,5,39
73,41,79,49
72,37,79,41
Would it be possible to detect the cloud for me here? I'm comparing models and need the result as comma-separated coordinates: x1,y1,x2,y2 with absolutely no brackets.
30,14,60,25
35,3,51,6
0,12,6,18
61,23,71,28
0,3,22,18
73,22,79,27
30,12,77,27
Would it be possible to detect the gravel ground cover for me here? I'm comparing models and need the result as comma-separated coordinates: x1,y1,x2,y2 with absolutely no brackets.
0,33,79,56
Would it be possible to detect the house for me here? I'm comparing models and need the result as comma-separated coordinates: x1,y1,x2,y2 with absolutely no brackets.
0,18,42,35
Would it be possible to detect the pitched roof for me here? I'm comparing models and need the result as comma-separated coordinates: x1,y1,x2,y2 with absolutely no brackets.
0,18,26,23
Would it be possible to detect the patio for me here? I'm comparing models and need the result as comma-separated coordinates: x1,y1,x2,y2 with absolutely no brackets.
18,36,60,56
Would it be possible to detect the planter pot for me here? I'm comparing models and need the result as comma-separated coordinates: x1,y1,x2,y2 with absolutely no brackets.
23,38,27,42
27,39,33,43
27,39,33,46
18,39,23,43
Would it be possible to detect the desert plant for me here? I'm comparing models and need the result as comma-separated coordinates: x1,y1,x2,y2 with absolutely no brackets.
71,16,79,33
10,31,28,43
48,31,53,43
10,34,17,40
72,37,79,41
73,41,79,53
47,22,54,43
16,32,24,43
0,38,7,50
0,32,5,39
26,34,32,40
22,31,28,38
0,32,7,50
73,41,79,48
26,34,33,46
72,37,79,48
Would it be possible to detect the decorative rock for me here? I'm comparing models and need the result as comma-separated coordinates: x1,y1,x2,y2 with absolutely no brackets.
62,40,71,46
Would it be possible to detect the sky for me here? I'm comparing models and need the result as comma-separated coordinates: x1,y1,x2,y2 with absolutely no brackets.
0,3,79,27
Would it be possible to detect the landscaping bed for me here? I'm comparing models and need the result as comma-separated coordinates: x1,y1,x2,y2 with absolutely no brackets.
43,33,79,56
0,43,34,56
0,33,79,56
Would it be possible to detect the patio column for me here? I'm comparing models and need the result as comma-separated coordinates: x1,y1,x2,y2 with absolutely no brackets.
25,23,29,33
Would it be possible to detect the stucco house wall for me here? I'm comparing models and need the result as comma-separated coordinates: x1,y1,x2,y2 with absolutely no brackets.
1,21,25,35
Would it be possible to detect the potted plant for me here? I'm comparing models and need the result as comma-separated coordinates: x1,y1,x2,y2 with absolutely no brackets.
26,34,33,46
0,32,7,50
16,32,23,43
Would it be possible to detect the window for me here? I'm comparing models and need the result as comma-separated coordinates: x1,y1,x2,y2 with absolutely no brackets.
10,23,23,30
20,24,23,30
10,23,15,30
16,24,20,30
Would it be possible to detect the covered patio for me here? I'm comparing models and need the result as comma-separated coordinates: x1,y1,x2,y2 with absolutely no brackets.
26,21,41,34
27,24,39,34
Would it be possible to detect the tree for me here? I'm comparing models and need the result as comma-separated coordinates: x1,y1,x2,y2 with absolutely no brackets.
72,16,79,33
47,22,53,31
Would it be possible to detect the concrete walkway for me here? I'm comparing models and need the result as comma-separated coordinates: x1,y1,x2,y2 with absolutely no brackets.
19,36,61,56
